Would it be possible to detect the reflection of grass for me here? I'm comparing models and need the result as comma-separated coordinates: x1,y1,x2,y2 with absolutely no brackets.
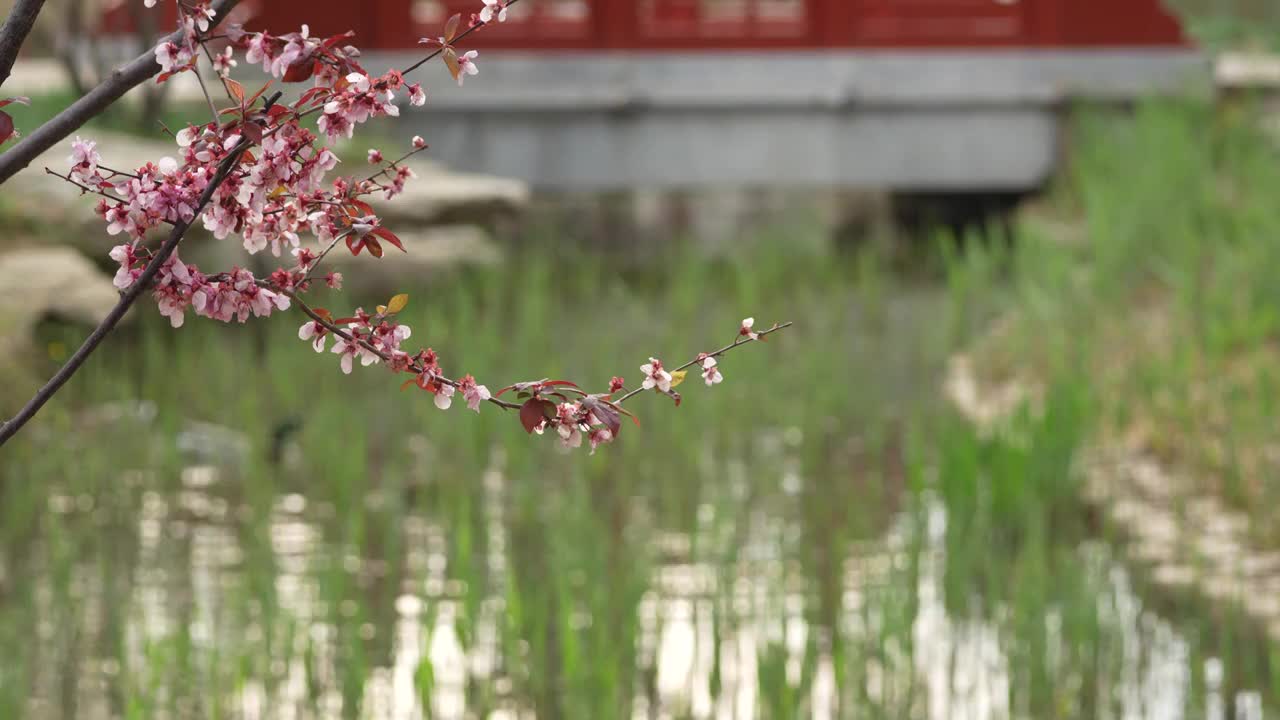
2,235,951,716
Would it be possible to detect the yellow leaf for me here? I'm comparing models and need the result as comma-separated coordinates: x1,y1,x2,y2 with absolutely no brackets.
669,370,687,388
387,293,409,314
376,305,388,314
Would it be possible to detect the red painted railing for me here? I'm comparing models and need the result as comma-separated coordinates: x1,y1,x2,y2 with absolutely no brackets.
116,0,1193,51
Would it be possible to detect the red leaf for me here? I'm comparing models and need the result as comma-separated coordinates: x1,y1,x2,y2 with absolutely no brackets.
0,111,13,146
400,378,417,392
346,235,361,255
519,398,552,434
0,96,29,109
372,226,405,252
282,60,316,83
350,199,375,216
444,13,461,42
366,238,384,258
581,396,622,436
323,31,355,49
241,121,264,144
246,81,273,105
541,380,580,389
297,86,326,106
226,78,245,103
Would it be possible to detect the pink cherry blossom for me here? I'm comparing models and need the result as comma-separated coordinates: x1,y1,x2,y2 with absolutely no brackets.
367,149,383,164
699,354,722,386
154,38,196,75
298,320,328,352
588,427,614,454
554,401,584,449
331,335,361,374
213,46,237,78
325,272,343,289
68,136,100,179
609,376,625,393
456,50,479,86
434,383,456,410
480,0,509,23
459,375,491,412
412,135,427,149
381,165,416,200
408,83,426,107
641,357,672,392
108,244,141,290
739,317,758,341
190,2,216,33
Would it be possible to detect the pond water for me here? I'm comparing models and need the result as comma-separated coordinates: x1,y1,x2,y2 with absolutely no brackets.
2,247,1274,718
8,454,1268,719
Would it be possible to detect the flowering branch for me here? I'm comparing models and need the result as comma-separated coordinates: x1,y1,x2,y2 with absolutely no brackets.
613,320,793,405
0,0,241,185
283,288,523,410
0,0,792,454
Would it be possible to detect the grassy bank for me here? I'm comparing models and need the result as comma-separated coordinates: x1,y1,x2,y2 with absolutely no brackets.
967,98,1280,543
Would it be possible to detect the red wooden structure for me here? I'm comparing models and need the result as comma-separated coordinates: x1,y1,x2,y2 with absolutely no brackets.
232,0,1189,51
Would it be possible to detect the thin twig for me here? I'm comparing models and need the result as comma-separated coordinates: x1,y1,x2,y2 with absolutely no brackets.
97,164,141,179
363,145,429,184
401,0,522,78
299,231,350,286
282,289,522,410
613,322,794,405
191,64,223,126
284,277,791,414
43,167,139,207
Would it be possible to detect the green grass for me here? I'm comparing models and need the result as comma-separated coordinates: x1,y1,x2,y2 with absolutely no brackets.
1170,0,1280,52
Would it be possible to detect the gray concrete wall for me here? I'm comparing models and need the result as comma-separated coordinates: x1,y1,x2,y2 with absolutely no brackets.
361,50,1208,190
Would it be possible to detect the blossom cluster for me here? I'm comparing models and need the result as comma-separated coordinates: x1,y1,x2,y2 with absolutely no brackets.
48,0,786,453
109,245,288,327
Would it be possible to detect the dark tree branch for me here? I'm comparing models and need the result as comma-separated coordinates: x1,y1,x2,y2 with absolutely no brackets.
0,0,47,90
0,0,241,186
0,90,279,448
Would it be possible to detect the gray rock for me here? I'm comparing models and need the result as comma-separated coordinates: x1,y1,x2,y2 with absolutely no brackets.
0,246,125,414
371,158,531,227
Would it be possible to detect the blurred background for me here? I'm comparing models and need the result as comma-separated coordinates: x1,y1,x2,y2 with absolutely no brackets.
4,0,1280,718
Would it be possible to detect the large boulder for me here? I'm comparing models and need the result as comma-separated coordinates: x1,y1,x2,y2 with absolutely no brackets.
371,158,530,227
0,247,124,414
